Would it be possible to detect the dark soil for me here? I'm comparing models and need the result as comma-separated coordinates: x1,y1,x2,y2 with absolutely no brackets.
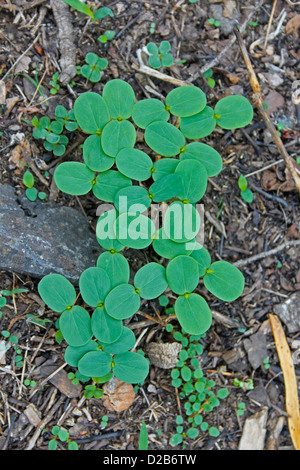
0,0,299,452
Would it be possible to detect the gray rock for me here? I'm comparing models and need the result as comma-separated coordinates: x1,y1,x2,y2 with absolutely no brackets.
0,184,101,282
273,291,300,333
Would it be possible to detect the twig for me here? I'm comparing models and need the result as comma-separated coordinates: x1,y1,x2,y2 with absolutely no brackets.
233,239,300,268
247,181,290,208
263,0,278,50
234,26,300,195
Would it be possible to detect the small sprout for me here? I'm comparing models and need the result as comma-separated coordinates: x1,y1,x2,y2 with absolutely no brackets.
237,401,246,416
208,18,220,28
149,22,156,34
238,174,254,204
80,53,108,83
98,30,115,44
49,72,60,95
263,357,270,370
203,68,215,88
147,41,174,69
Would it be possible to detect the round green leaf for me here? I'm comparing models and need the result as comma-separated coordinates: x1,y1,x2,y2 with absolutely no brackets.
96,209,125,252
166,255,199,295
145,121,185,157
116,148,153,181
101,120,136,157
163,201,200,243
165,86,206,117
113,351,149,384
64,340,98,367
152,229,195,259
102,327,136,354
73,92,110,133
104,283,140,320
54,162,95,196
97,251,130,289
114,186,151,214
102,79,136,119
189,244,211,277
25,187,38,202
92,170,132,202
38,274,76,313
175,293,212,335
149,173,183,202
60,306,92,347
148,54,162,69
78,350,112,378
181,365,192,382
83,135,114,172
175,159,207,202
159,41,171,53
152,158,179,181
147,42,158,54
214,95,253,130
132,98,169,129
79,267,111,307
180,106,216,139
91,306,123,343
134,262,168,300
180,142,223,177
115,213,155,249
203,261,245,301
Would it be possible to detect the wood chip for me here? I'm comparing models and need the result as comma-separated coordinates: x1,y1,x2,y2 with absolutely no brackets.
24,403,41,426
145,342,182,369
238,406,268,450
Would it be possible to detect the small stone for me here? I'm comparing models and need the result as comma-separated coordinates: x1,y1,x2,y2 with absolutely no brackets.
102,377,135,412
273,292,300,333
0,184,101,282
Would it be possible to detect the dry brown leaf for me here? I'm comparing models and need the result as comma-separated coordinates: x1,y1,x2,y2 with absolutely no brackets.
285,14,300,39
9,144,25,171
269,314,300,450
102,377,135,412
6,96,20,116
261,170,280,191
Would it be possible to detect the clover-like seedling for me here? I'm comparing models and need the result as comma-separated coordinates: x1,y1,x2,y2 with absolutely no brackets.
79,53,108,82
22,170,46,202
203,68,215,88
36,78,253,391
147,41,174,69
48,425,78,450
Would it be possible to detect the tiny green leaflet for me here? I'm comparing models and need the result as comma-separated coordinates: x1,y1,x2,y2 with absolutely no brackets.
132,98,169,129
96,251,130,289
145,121,185,157
79,267,111,307
59,306,93,347
54,162,95,196
73,92,110,134
38,274,76,313
104,283,141,320
102,79,136,119
165,86,206,118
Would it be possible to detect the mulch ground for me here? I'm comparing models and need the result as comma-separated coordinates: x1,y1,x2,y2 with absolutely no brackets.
0,0,299,451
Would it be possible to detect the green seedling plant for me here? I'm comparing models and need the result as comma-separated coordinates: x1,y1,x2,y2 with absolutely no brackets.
236,401,246,416
35,78,252,391
31,104,79,156
233,377,254,391
167,326,229,446
79,53,108,83
61,0,113,22
23,170,47,202
139,421,148,450
48,425,78,450
203,68,215,88
208,18,221,28
98,30,115,44
147,41,174,69
49,72,60,95
238,174,254,204
149,22,156,34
